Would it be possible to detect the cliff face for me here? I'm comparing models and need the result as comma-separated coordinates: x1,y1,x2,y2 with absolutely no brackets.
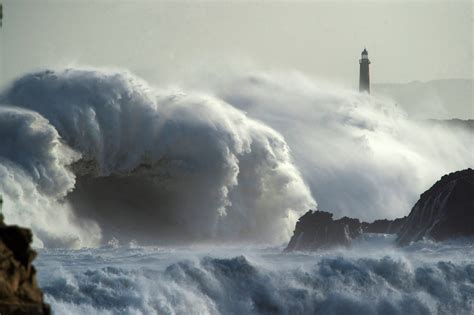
396,168,474,245
0,221,50,315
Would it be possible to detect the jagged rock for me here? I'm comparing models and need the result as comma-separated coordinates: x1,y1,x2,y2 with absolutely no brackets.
0,213,50,314
286,169,474,252
285,210,363,251
397,168,474,245
285,209,409,252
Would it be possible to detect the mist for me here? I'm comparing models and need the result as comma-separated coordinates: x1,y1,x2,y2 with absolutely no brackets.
0,67,471,247
0,68,314,247
191,70,473,220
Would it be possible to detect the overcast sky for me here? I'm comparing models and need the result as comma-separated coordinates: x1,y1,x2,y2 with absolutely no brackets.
0,0,472,88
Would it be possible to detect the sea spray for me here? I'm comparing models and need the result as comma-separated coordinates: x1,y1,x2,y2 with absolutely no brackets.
36,237,474,315
0,67,472,247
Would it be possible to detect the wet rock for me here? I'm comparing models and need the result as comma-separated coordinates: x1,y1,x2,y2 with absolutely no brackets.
285,210,363,251
286,169,474,251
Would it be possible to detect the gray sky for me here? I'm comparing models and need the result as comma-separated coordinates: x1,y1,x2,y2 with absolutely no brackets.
0,0,472,88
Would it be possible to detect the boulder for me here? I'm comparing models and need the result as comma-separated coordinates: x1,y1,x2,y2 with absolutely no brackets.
285,210,363,251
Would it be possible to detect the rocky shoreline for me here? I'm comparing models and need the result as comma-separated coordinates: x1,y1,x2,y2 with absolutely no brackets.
286,169,474,252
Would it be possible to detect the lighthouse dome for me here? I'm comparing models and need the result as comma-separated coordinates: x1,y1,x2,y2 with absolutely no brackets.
362,48,368,55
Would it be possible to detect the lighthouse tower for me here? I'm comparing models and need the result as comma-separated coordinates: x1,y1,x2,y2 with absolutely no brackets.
359,48,371,94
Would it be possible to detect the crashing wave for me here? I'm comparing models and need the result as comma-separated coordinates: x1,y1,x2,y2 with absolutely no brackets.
0,69,314,247
37,244,474,315
207,72,473,220
0,67,472,247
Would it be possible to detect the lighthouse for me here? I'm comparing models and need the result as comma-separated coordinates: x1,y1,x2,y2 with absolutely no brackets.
359,48,371,94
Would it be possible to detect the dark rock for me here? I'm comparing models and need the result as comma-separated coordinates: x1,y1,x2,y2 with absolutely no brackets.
285,210,363,252
362,217,407,234
285,209,408,252
286,169,474,251
396,168,474,245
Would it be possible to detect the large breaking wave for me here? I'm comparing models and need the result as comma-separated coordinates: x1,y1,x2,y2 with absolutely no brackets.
0,69,314,247
0,67,472,247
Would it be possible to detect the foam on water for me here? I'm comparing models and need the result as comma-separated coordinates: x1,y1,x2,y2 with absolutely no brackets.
36,237,474,315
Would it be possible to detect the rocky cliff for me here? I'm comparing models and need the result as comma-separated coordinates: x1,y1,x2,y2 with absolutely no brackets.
397,168,474,245
0,215,50,315
286,169,474,252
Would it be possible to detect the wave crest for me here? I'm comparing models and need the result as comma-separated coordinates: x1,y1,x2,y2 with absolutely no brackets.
0,68,315,246
40,251,474,315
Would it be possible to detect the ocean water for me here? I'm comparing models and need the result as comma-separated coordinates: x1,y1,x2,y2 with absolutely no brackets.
36,235,474,315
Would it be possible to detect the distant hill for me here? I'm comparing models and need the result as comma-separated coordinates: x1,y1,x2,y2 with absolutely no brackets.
373,79,473,119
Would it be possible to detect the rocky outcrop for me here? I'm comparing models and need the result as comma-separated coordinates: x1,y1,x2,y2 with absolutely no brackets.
286,169,474,252
285,210,408,251
285,211,362,251
0,216,50,314
396,168,474,245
